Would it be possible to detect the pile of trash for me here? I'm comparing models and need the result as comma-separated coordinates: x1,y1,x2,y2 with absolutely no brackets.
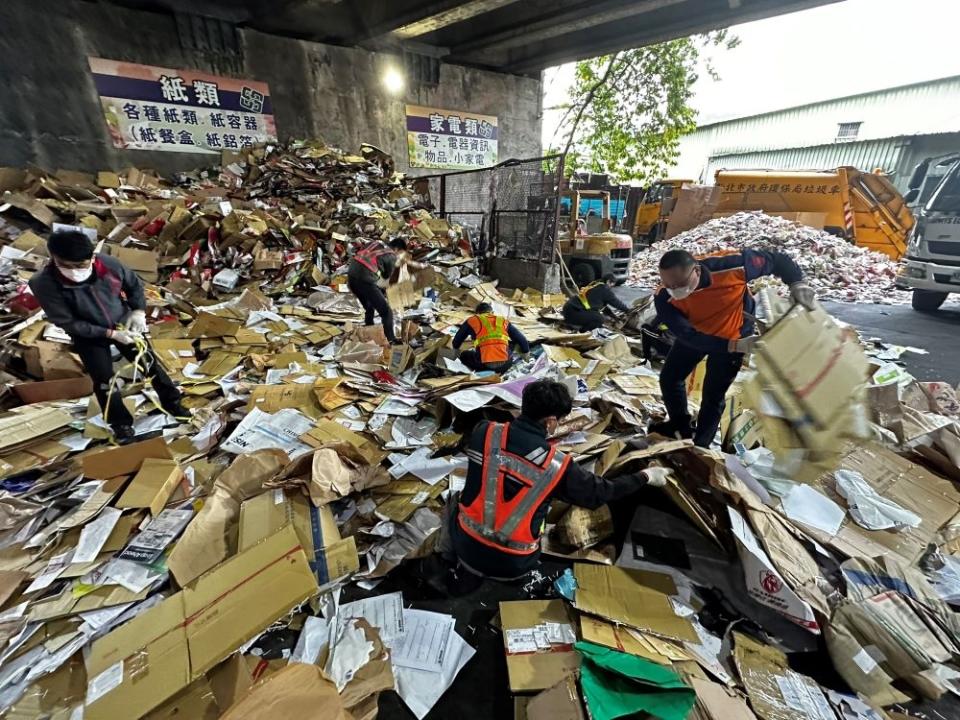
1,146,960,720
628,211,909,304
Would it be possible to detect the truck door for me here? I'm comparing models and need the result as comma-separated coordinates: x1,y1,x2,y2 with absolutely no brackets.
635,183,665,237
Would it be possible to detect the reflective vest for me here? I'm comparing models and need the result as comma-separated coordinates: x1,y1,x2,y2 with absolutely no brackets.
466,313,510,364
354,241,393,276
458,422,570,556
578,281,604,310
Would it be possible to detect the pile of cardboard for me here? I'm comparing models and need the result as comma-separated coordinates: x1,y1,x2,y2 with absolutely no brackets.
628,212,909,305
2,145,960,720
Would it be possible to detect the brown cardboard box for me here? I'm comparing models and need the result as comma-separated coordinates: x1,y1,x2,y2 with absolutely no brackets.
526,675,586,720
13,376,93,404
167,449,289,586
81,436,173,481
809,443,960,565
573,564,697,642
733,633,835,720
500,600,580,693
239,490,359,587
85,525,317,719
0,406,74,453
104,244,159,282
116,458,186,516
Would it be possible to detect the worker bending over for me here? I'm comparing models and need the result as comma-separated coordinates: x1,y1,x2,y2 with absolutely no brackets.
652,248,815,448
452,303,530,373
29,230,187,442
347,238,425,345
452,380,671,580
562,273,629,331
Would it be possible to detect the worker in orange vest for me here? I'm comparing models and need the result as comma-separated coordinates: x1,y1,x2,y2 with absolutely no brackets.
452,303,530,372
652,248,815,447
562,273,629,331
450,379,672,581
347,238,425,345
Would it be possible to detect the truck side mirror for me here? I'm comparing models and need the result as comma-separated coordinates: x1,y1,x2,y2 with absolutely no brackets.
904,188,920,204
908,160,930,190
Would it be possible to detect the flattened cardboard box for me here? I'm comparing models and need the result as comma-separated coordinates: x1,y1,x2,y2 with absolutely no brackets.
500,600,580,693
239,490,359,587
116,458,185,516
84,525,317,719
13,376,93,404
573,563,697,643
81,436,173,481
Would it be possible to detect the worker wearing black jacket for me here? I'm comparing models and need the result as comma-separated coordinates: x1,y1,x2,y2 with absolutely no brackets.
451,379,671,580
652,248,815,447
347,238,425,345
28,230,187,442
562,273,629,331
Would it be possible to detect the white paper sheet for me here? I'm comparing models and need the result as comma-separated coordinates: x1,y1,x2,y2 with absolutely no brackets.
290,615,331,665
394,630,475,720
442,388,495,412
337,591,404,642
390,609,454,672
58,433,93,452
781,483,845,537
221,407,314,457
25,549,74,593
73,507,122,564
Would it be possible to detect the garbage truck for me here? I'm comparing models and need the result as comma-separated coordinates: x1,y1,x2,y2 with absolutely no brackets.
896,154,960,311
714,168,914,260
627,169,913,259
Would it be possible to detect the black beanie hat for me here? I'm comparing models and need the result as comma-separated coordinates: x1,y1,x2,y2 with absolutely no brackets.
47,230,94,262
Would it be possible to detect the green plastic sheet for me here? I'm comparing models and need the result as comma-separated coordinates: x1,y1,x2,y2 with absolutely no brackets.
576,641,696,720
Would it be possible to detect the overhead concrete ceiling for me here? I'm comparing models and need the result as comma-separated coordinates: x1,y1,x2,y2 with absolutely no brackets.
98,0,844,75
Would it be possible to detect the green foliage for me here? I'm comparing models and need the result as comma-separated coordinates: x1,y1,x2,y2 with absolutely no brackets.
551,31,738,184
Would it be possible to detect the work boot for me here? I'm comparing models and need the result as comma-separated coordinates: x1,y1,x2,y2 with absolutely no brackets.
112,425,136,444
161,399,191,421
647,418,694,441
389,338,404,346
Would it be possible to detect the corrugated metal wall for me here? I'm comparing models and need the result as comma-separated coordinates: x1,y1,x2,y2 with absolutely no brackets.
671,76,960,181
706,137,911,180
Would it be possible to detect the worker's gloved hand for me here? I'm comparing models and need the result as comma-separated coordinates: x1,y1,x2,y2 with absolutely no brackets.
110,329,136,345
642,466,674,488
729,335,758,354
126,310,148,335
789,281,817,311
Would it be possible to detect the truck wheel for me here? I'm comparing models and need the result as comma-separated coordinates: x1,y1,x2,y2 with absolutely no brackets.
912,289,948,312
571,262,596,287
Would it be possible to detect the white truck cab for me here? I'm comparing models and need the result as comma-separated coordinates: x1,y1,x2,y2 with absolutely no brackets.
897,154,960,311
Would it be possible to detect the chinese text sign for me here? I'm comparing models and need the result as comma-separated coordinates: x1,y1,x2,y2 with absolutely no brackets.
406,105,498,170
88,57,277,155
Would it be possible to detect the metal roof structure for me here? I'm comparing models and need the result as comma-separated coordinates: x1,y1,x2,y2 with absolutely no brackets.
694,75,960,155
672,75,960,184
95,0,842,76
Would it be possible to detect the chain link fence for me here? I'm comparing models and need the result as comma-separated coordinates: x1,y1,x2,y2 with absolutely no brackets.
412,155,564,264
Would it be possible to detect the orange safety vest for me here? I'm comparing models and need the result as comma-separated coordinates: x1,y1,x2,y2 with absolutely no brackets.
578,280,604,310
458,422,571,556
667,250,748,341
466,313,510,364
354,241,393,276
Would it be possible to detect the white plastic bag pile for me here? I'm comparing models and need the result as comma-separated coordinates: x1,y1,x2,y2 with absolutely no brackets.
628,211,909,304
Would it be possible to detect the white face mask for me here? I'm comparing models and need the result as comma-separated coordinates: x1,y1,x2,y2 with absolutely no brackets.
666,267,700,300
56,264,93,282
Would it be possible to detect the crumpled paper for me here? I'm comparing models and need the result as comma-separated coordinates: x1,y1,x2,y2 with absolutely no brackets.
629,212,912,305
834,469,921,530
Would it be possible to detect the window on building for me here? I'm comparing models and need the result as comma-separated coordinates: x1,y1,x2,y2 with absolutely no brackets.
836,122,862,142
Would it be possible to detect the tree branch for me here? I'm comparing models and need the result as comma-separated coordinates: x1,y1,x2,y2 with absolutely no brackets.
559,52,622,159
